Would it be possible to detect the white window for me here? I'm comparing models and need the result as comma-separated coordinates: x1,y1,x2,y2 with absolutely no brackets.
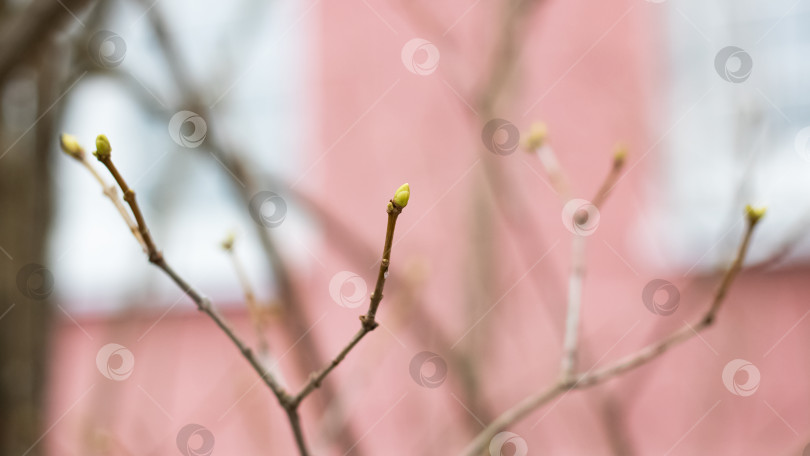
642,0,810,271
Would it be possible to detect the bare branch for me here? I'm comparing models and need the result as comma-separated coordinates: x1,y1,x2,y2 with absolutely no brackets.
292,188,408,406
221,233,277,376
462,205,764,456
560,151,627,380
0,0,95,85
66,136,409,455
59,135,146,250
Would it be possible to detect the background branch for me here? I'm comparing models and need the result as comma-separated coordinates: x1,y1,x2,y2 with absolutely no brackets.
462,206,764,456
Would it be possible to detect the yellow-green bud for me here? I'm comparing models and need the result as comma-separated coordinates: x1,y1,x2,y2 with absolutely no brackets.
524,122,548,150
94,134,112,159
613,143,628,167
745,205,766,224
59,133,84,159
393,183,410,208
221,231,236,251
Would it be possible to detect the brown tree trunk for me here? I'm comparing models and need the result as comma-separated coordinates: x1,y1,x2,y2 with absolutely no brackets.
0,45,63,456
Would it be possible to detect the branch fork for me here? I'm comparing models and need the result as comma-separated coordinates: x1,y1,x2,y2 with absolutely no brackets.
61,133,410,456
461,137,767,456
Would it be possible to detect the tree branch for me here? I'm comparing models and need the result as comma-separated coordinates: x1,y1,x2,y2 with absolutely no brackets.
462,205,765,456
292,187,408,406
59,135,145,250
63,135,409,456
221,232,278,378
560,149,627,380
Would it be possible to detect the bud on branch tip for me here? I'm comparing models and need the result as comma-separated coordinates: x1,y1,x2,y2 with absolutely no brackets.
745,205,766,224
613,143,628,167
59,133,85,159
94,134,112,159
524,122,548,151
221,231,236,251
393,183,410,208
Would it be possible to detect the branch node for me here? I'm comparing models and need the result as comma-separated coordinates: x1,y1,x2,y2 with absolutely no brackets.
148,250,164,264
359,315,379,331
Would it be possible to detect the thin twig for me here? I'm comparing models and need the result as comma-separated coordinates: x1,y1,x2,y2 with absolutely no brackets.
88,148,301,444
60,143,146,250
461,207,764,456
95,154,161,262
525,126,572,202
560,233,586,380
560,151,627,381
74,141,407,455
222,234,274,363
292,200,404,406
134,12,355,447
591,147,627,210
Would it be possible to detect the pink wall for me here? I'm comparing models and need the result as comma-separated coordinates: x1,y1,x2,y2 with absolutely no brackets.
46,0,810,454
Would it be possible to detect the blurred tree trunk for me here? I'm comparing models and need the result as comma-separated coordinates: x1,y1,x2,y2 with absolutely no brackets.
0,44,63,456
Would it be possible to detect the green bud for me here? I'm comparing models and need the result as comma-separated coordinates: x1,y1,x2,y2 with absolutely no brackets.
613,144,628,167
59,133,84,159
94,134,112,159
393,183,410,208
745,205,766,224
221,231,236,251
523,122,547,150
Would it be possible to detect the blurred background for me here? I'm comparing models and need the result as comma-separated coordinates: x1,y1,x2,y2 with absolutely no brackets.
1,0,810,454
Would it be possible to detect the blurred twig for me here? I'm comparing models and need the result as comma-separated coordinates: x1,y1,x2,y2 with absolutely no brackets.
559,149,626,381
132,4,372,451
221,233,278,377
462,206,765,455
0,0,95,85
